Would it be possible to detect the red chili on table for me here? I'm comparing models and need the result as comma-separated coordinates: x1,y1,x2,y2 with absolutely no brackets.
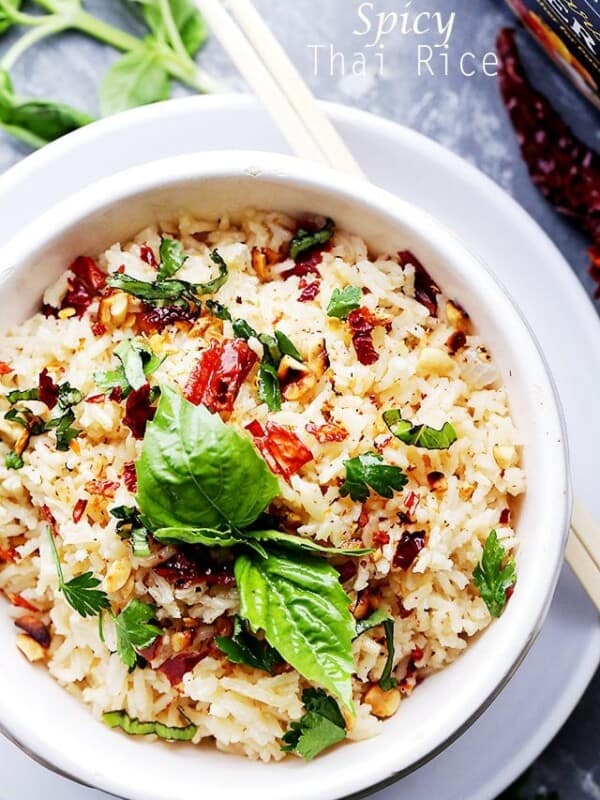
184,339,258,414
61,256,107,317
497,28,600,294
246,420,313,480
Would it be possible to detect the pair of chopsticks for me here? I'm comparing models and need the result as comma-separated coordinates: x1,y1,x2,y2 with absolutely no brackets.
194,0,600,613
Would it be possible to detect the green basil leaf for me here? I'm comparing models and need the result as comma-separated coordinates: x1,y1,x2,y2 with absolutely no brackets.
103,709,197,741
216,615,281,673
340,452,407,503
232,318,257,340
383,410,457,450
140,0,208,56
289,218,334,262
158,237,187,280
100,48,170,116
274,330,302,362
326,286,361,320
96,338,164,397
354,607,391,638
472,530,516,618
7,387,39,404
106,273,199,308
281,688,346,761
235,549,356,711
0,0,20,36
112,598,162,669
44,408,80,451
111,506,151,557
136,385,279,531
152,526,242,548
354,608,397,689
56,383,83,410
257,360,281,411
5,450,24,470
206,300,232,321
196,250,228,295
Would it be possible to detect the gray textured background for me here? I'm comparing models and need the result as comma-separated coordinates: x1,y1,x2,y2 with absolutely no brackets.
0,0,599,797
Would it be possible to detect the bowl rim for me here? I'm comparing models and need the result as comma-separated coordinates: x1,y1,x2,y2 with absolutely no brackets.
0,149,571,800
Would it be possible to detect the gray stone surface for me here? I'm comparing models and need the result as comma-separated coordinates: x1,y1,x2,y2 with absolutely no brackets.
0,1,599,797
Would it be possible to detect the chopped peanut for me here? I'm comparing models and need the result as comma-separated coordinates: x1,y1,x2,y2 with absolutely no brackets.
16,632,45,662
171,631,193,653
99,291,129,330
427,471,448,493
352,592,371,620
416,347,455,377
57,307,76,320
103,559,132,593
364,684,401,718
493,445,516,469
251,247,270,282
278,356,316,402
446,299,471,333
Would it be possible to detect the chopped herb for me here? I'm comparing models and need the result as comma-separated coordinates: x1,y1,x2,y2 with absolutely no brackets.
198,250,229,295
354,607,392,637
47,525,109,617
383,410,457,450
354,609,397,690
257,360,281,412
6,387,39,404
56,383,83,410
5,450,23,470
106,273,200,309
157,237,187,280
472,530,516,618
4,406,45,435
340,452,408,503
111,598,162,670
110,505,150,558
327,286,361,320
274,330,302,361
289,218,335,262
206,300,232,321
95,338,165,397
44,408,80,451
281,688,346,761
103,710,197,741
216,615,281,673
232,318,257,340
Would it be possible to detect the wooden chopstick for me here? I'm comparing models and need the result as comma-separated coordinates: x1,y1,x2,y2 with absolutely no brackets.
194,0,362,175
194,0,600,613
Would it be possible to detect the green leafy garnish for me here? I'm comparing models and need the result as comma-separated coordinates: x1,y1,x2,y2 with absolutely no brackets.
6,386,39,404
472,530,516,618
289,219,335,262
141,0,209,58
327,286,361,320
273,330,302,362
106,273,200,308
111,506,151,558
383,410,457,450
216,615,281,673
95,338,164,397
257,361,281,412
231,318,257,340
340,452,408,503
100,49,170,117
354,607,392,637
111,598,162,670
205,300,232,321
199,250,229,295
44,408,80,451
103,710,197,742
281,688,346,761
157,237,187,280
236,549,356,711
354,609,397,690
5,450,23,470
47,526,109,618
136,386,279,531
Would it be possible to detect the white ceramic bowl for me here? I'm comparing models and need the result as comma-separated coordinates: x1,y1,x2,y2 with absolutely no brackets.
0,151,569,800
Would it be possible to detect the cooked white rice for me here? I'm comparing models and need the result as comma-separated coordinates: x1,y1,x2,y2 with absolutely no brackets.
0,209,525,760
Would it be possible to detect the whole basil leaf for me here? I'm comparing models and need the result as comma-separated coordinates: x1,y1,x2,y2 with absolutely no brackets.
216,615,281,673
235,549,356,711
100,48,170,116
136,386,279,531
139,0,208,56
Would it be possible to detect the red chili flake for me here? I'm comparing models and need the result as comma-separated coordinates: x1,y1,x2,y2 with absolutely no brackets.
397,250,441,317
373,531,390,547
138,305,198,334
159,651,205,687
61,256,107,317
245,420,313,480
184,339,258,414
404,491,420,519
499,508,511,525
336,561,358,584
41,505,58,537
0,361,12,375
72,498,88,524
14,614,51,649
506,585,515,601
139,244,158,267
122,384,156,439
85,394,106,404
348,307,379,366
109,386,123,403
6,593,38,612
357,506,370,528
0,547,18,563
497,29,600,294
298,278,321,302
91,321,107,337
122,461,138,493
38,368,59,409
154,550,235,590
411,647,424,664
84,479,119,498
393,531,426,571
447,330,467,355
282,250,324,279
305,421,349,443
138,636,163,664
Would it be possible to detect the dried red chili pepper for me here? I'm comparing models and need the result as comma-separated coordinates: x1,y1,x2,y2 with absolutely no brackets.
246,420,313,480
122,461,138,493
397,251,441,317
282,250,324,279
137,305,198,334
0,361,12,375
159,651,205,686
122,384,156,440
84,479,119,498
139,244,158,268
85,393,106,404
41,504,58,537
497,28,600,293
61,256,106,317
348,307,380,366
0,547,18,563
305,421,349,443
154,550,235,590
6,592,38,612
72,498,88,524
393,531,426,571
373,530,390,546
298,277,321,302
91,321,107,337
38,368,59,409
184,339,258,414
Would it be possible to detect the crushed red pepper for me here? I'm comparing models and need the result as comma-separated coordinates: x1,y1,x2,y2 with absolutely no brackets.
397,251,441,317
137,305,198,334
393,531,426,571
246,420,313,480
38,368,59,409
61,256,107,317
122,461,138,493
497,28,600,295
305,421,349,443
184,339,257,414
72,498,88,524
139,244,157,268
0,361,12,375
154,550,235,590
159,651,206,686
298,277,321,302
122,384,156,439
348,307,380,366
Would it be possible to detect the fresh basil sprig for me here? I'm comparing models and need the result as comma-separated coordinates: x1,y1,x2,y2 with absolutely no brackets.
216,615,281,673
473,530,516,618
383,410,457,450
103,709,197,741
340,452,408,503
281,688,346,761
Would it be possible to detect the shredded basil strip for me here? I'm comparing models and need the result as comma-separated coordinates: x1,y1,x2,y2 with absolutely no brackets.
103,710,197,741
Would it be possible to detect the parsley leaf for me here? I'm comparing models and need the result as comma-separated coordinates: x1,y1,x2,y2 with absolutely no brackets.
216,615,281,673
289,218,335,262
157,237,187,280
103,709,197,741
112,598,162,670
472,530,516,618
383,410,457,450
47,525,109,618
340,452,407,503
281,688,346,761
354,609,397,690
327,286,361,320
